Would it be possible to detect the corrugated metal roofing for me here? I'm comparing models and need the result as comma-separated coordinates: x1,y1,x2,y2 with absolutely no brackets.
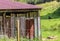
0,0,41,10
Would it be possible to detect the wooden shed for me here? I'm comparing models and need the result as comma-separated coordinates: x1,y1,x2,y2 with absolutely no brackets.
0,0,42,41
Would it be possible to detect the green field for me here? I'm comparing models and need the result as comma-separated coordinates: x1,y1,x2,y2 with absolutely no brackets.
37,1,60,41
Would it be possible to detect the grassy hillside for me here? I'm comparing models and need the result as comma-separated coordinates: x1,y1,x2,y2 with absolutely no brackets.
38,1,60,30
37,1,60,41
38,1,60,18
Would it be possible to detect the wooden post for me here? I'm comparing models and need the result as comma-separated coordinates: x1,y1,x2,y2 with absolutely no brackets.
37,11,42,40
34,17,38,38
37,16,40,38
17,14,20,41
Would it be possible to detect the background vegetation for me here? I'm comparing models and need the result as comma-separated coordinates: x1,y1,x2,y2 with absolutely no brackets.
37,1,60,41
16,0,60,4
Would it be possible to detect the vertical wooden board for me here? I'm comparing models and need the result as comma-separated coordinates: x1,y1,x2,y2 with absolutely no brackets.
11,14,15,38
0,17,3,35
5,18,7,36
34,18,38,38
3,14,6,35
1,17,3,35
6,17,11,38
9,17,11,38
37,17,40,38
20,17,26,37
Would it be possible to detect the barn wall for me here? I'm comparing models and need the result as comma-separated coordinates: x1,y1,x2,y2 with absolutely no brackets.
0,11,41,41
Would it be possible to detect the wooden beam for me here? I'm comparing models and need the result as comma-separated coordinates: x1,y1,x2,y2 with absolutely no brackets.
0,9,38,13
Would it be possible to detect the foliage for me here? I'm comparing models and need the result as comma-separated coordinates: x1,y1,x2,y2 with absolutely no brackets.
16,0,42,4
16,0,59,4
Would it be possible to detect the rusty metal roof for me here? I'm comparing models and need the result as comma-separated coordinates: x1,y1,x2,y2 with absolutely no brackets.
0,0,41,10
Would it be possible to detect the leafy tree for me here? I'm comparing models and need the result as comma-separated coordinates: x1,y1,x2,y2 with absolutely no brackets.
27,0,41,4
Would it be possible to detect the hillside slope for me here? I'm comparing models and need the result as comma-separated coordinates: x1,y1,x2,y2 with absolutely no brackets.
38,1,60,19
37,1,60,41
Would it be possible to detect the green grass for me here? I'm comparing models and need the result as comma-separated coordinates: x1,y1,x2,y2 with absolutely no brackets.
0,37,16,41
41,19,60,41
42,31,60,41
41,19,60,30
0,37,41,41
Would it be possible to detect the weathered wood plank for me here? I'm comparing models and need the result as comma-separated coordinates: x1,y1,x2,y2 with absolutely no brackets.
20,17,26,37
11,14,15,38
3,13,6,35
37,17,40,38
0,17,3,35
34,18,38,38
